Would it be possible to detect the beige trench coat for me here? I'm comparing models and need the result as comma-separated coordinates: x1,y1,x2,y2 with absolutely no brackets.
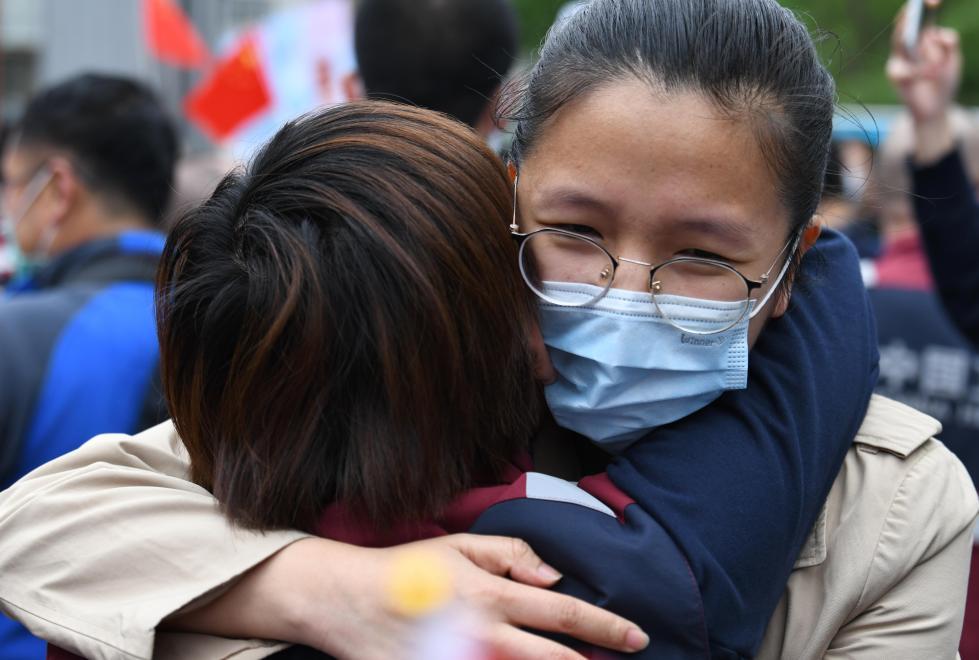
0,395,975,659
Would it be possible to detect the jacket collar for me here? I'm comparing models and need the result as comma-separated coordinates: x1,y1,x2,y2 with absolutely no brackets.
6,231,164,294
853,394,941,458
793,395,940,569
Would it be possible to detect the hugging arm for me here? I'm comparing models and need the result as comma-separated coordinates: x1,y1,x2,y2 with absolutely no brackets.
912,149,979,346
0,423,644,660
470,230,878,658
606,229,878,656
0,424,310,660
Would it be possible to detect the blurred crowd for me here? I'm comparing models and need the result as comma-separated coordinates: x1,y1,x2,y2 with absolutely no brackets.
1,0,979,658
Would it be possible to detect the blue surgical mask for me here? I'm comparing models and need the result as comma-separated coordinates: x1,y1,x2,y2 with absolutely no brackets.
1,168,55,283
540,283,751,452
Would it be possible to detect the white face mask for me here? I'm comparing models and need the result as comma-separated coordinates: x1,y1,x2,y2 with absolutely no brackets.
1,168,55,280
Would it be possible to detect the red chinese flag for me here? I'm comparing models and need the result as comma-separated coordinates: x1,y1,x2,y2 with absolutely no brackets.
143,0,210,69
184,37,273,142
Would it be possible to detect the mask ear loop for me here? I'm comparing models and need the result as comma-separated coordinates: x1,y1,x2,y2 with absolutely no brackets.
10,168,53,224
16,169,57,259
748,232,803,319
508,162,520,233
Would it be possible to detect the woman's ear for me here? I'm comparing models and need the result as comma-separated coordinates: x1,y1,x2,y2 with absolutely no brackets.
801,217,823,253
770,217,822,318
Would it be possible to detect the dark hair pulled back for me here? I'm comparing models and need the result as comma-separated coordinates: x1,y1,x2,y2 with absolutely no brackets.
509,0,836,234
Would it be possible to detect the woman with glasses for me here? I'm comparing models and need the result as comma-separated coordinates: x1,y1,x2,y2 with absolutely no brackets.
2,1,976,658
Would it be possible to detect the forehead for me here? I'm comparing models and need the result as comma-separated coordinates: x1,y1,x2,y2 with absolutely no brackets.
520,79,788,239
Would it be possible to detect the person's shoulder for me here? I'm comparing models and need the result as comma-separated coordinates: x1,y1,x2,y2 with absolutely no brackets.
796,395,977,592
0,288,76,319
0,286,97,335
102,420,187,463
844,395,978,544
852,394,942,457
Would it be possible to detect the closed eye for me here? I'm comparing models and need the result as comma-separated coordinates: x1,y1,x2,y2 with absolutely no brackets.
553,224,604,240
677,248,730,262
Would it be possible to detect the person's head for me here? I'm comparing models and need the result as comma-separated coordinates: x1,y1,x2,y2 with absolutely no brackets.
350,0,519,136
159,101,541,533
507,0,831,345
871,108,979,238
0,74,177,259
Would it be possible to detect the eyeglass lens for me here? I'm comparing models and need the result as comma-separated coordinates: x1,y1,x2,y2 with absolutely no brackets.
519,230,752,332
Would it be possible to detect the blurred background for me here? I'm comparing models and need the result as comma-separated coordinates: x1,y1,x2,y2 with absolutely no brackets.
517,1,979,104
2,0,976,153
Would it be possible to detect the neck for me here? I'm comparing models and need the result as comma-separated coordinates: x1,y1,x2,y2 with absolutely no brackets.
49,204,153,257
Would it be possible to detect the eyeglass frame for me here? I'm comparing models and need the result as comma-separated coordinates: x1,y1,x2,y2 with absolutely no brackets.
508,170,803,333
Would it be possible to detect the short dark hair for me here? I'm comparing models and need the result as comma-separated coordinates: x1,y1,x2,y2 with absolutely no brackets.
13,73,178,224
158,101,540,532
508,0,835,238
355,0,519,128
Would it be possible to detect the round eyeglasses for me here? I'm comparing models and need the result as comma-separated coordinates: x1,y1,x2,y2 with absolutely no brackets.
512,227,800,335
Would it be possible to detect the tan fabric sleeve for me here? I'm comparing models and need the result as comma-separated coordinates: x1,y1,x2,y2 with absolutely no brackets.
824,440,979,660
0,422,311,660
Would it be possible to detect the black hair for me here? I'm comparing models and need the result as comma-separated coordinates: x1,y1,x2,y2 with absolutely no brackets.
355,0,519,128
13,73,178,224
823,142,845,200
509,0,836,237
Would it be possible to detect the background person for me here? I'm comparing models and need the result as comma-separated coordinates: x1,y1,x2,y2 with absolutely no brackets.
0,73,176,658
888,1,979,348
164,0,523,228
0,121,14,286
865,111,979,485
347,0,518,138
886,3,979,654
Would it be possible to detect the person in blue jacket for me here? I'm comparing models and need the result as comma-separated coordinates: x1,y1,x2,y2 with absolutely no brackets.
0,73,176,658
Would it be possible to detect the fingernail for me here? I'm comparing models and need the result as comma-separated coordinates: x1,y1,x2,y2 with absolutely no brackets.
537,563,563,582
625,628,649,651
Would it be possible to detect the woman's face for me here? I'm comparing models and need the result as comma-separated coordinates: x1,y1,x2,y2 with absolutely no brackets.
518,79,798,346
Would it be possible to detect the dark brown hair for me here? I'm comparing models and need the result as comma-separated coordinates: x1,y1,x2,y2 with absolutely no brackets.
157,102,540,532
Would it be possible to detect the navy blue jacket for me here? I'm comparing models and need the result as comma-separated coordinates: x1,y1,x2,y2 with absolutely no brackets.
0,231,167,659
472,230,878,658
913,149,979,347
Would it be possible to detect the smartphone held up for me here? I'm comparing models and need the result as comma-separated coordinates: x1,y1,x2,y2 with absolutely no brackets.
902,0,941,58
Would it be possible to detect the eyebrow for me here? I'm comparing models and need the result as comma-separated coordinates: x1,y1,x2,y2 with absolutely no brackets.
669,216,756,252
534,187,620,216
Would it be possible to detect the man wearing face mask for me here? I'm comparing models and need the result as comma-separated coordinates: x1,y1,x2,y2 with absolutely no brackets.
0,74,175,656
